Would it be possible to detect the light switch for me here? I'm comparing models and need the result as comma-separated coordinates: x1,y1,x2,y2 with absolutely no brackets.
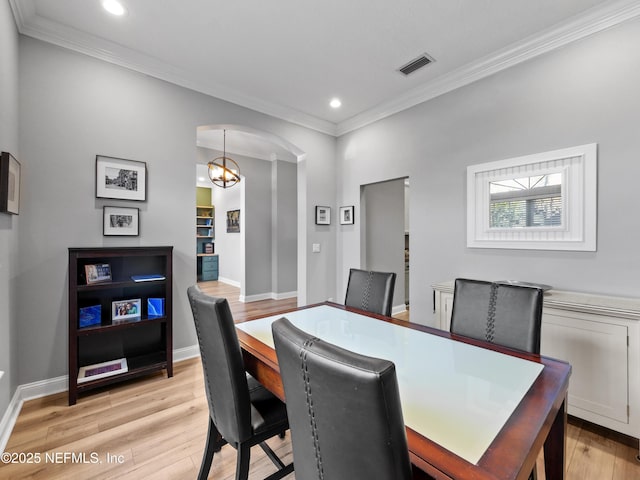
312,243,321,253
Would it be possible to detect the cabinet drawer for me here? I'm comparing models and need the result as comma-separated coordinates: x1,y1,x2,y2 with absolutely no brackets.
201,270,218,281
202,256,218,272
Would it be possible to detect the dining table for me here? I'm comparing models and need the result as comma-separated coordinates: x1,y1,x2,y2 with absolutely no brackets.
235,302,571,480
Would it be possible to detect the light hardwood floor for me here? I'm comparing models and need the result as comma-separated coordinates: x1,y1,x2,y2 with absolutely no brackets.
2,281,639,479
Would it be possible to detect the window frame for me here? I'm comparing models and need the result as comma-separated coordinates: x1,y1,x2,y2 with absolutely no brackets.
467,143,597,251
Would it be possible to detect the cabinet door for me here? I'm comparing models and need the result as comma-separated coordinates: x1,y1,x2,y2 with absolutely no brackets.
434,291,454,330
542,310,628,423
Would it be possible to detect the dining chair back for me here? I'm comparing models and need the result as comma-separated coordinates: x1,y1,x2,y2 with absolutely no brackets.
344,268,397,317
450,278,544,354
272,317,412,480
187,285,293,480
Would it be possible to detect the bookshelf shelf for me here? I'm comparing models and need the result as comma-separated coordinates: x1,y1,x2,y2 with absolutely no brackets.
196,204,218,281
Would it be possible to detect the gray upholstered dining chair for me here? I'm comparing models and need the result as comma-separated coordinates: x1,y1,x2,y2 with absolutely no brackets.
450,278,544,354
344,268,397,317
272,317,413,480
187,286,294,480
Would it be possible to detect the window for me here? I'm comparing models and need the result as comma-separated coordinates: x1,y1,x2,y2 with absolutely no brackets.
489,173,562,228
467,144,597,251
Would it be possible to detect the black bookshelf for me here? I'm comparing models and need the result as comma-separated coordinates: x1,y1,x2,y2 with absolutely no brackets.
68,246,173,405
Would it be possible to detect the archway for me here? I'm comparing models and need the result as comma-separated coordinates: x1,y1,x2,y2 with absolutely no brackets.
195,124,306,303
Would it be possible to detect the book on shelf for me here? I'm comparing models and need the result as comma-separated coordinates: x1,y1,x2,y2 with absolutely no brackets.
130,274,165,282
78,358,128,383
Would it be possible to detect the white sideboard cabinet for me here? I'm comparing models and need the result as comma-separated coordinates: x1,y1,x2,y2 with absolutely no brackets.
432,280,640,445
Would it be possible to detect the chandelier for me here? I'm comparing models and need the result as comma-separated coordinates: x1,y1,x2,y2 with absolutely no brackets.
208,129,240,188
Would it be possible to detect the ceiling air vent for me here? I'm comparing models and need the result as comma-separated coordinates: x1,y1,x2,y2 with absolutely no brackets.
398,53,434,76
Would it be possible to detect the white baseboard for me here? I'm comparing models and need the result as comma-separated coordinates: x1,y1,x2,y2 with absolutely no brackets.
392,304,408,316
0,374,68,453
241,291,298,303
273,291,297,300
0,346,203,453
208,279,297,304
0,389,23,454
173,345,200,362
240,292,272,303
217,277,240,288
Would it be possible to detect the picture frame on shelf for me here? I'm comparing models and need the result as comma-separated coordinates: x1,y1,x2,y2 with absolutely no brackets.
112,298,141,321
96,155,147,201
227,209,240,233
103,206,139,236
78,358,128,383
315,206,330,225
339,206,355,225
84,263,112,284
147,298,165,317
0,151,21,215
79,305,102,328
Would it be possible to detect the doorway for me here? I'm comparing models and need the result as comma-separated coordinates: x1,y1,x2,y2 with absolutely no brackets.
195,125,301,303
360,177,409,315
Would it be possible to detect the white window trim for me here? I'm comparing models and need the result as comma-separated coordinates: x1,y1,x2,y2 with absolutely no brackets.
467,143,597,251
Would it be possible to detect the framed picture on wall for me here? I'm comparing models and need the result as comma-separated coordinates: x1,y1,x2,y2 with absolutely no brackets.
0,151,21,215
339,206,355,225
227,209,240,232
103,206,139,236
315,206,330,225
96,155,147,201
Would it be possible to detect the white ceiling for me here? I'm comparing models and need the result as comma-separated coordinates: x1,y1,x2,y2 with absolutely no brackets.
9,0,640,157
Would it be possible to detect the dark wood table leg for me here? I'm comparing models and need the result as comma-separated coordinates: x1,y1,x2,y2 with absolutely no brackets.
543,397,567,480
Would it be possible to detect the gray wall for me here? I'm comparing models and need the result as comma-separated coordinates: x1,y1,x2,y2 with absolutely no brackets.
361,179,406,309
15,35,336,386
273,160,297,294
337,17,640,327
243,154,274,297
0,0,19,416
199,149,297,298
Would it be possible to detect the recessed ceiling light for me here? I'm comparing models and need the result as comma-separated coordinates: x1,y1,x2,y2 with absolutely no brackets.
329,98,342,109
102,0,127,16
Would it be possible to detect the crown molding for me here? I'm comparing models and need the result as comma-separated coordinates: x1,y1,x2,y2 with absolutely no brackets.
10,0,640,138
9,0,337,137
336,0,640,136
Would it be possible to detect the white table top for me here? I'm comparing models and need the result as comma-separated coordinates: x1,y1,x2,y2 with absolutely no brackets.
237,305,543,465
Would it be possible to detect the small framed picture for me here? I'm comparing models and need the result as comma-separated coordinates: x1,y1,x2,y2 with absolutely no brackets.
315,206,330,225
227,209,240,233
96,155,147,201
112,298,141,321
103,206,139,236
0,151,20,215
340,206,355,225
85,263,112,284
147,298,165,317
79,305,102,328
78,358,128,383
